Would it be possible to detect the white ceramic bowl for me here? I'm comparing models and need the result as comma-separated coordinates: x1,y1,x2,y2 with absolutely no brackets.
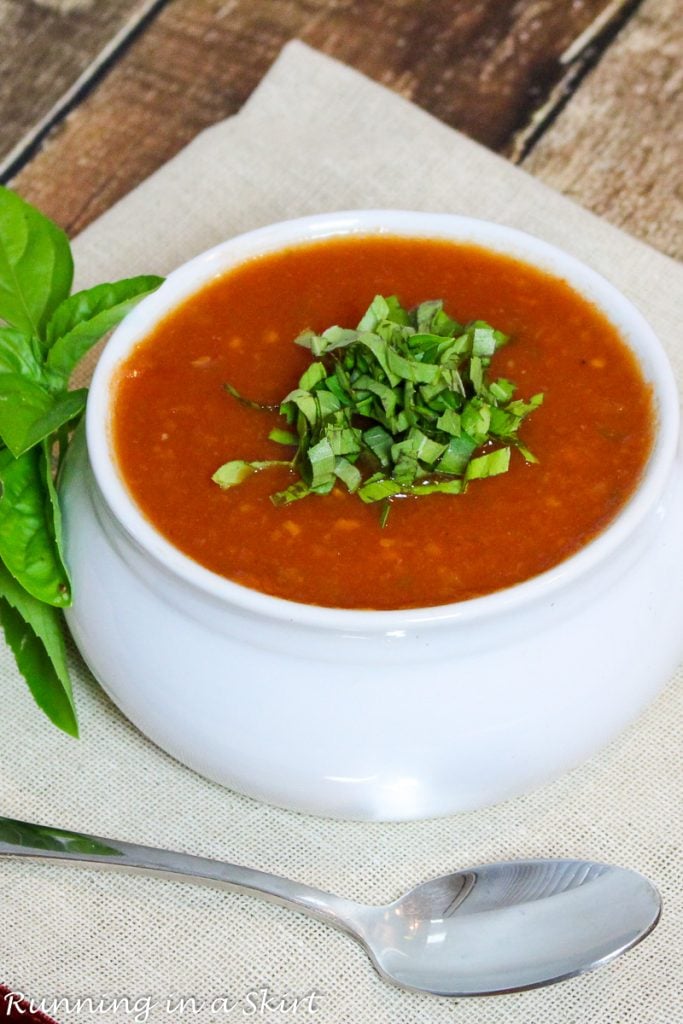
61,211,683,820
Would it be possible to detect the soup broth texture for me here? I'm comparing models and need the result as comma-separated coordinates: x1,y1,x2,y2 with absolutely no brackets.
112,236,654,609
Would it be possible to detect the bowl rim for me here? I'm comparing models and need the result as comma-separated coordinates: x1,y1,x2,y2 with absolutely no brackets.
86,209,680,630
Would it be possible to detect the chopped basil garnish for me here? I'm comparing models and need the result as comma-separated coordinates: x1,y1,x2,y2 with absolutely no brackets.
213,296,543,524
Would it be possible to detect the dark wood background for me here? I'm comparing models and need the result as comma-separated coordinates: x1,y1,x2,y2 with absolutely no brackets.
2,0,681,257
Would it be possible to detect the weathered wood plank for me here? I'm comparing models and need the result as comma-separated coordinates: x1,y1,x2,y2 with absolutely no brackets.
0,0,166,170
9,0,617,236
522,0,683,260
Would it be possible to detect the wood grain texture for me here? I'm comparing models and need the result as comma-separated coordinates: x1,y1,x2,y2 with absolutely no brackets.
522,0,683,259
0,0,159,169
9,0,616,235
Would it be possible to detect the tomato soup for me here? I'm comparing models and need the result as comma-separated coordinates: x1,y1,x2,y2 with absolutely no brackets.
112,237,654,609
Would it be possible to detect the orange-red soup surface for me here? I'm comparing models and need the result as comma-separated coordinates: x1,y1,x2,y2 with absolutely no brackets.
112,237,654,609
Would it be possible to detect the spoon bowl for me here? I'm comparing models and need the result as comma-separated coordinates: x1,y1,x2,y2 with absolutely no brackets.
362,860,661,995
0,816,661,997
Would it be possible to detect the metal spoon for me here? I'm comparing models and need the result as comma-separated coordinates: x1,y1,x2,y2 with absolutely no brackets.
0,816,660,997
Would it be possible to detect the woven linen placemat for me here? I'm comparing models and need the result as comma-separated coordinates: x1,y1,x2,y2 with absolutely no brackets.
1,41,681,1024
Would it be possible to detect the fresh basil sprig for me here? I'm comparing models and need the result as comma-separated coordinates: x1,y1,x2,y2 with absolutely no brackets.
0,186,163,734
213,294,543,524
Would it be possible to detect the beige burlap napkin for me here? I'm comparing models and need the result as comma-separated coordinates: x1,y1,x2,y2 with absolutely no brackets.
1,41,681,1024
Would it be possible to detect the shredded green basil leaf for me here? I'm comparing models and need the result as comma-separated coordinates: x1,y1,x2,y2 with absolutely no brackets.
216,295,544,524
212,459,290,488
465,447,511,480
268,428,297,446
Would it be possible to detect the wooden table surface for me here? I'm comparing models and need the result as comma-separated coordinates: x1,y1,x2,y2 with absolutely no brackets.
2,0,681,260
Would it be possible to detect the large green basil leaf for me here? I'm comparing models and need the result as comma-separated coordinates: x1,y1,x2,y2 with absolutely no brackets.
0,819,119,854
40,437,68,572
0,446,71,606
0,374,86,457
0,560,77,736
0,186,73,340
0,326,43,380
45,275,164,384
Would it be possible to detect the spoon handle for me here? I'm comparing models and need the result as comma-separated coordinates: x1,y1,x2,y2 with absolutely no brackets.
0,815,360,934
